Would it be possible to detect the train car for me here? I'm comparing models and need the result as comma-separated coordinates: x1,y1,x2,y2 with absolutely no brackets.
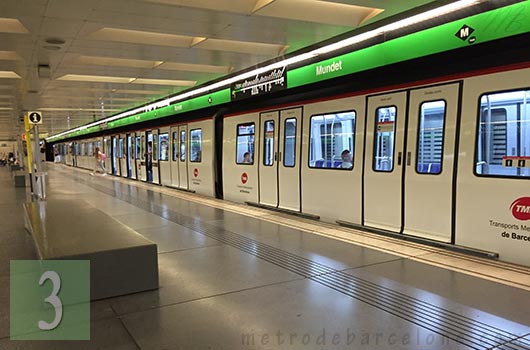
221,67,530,268
53,66,530,268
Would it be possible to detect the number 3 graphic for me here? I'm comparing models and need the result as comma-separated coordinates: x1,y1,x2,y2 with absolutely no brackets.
38,271,63,330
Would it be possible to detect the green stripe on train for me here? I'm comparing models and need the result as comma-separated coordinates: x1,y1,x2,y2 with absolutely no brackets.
287,1,530,88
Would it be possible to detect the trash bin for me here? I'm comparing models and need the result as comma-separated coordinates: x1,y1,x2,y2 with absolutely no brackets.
13,171,26,187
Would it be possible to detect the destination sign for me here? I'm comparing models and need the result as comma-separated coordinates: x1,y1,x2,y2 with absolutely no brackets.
231,67,286,101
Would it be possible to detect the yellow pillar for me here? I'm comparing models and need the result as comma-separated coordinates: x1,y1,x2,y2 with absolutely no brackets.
24,114,33,175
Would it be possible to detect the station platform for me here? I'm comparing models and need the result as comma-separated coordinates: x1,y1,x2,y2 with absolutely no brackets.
1,164,530,350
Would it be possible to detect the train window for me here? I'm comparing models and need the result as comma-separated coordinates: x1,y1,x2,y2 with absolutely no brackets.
180,130,186,162
190,129,202,162
283,118,297,167
141,135,145,160
476,89,530,178
122,137,127,158
129,137,134,160
236,123,255,165
172,132,178,161
263,121,275,166
136,136,141,159
159,133,169,161
152,134,158,161
118,138,123,158
309,111,355,170
373,106,397,172
81,143,86,156
416,100,446,175
87,142,93,156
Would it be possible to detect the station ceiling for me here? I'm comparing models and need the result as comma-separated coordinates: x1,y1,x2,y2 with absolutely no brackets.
0,0,438,141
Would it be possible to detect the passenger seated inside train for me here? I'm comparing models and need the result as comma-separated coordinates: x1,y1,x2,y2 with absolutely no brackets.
242,152,253,164
338,149,353,169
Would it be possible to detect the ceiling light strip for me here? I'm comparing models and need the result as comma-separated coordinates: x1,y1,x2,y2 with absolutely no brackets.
47,0,485,140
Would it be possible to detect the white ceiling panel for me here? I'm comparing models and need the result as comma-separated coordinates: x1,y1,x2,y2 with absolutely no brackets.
255,0,382,26
39,17,84,39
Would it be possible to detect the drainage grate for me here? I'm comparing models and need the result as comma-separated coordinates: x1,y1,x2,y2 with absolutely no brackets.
78,176,530,350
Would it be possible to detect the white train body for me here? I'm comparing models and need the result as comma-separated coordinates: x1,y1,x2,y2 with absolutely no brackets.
55,64,530,268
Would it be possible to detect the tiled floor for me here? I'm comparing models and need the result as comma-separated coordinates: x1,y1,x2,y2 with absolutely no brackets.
1,164,530,350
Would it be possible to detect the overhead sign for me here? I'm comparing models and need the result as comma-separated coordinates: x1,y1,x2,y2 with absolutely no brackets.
231,67,286,101
28,111,43,125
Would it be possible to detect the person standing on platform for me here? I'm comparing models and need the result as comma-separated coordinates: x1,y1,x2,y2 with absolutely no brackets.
90,147,107,176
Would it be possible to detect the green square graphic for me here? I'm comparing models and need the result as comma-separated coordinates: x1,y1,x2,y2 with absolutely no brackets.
10,260,90,340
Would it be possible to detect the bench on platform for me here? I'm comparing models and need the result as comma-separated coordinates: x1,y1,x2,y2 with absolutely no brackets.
23,199,159,300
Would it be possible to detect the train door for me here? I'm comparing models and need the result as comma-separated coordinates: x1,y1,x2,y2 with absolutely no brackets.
258,107,302,211
120,134,127,178
112,136,118,175
130,135,137,179
364,91,407,232
403,83,459,241
169,127,179,187
126,134,133,178
363,84,459,241
158,128,170,185
259,111,279,206
103,137,111,173
178,125,189,189
145,131,154,182
151,130,160,184
137,132,145,181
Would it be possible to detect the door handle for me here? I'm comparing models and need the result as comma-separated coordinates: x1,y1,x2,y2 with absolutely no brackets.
278,152,282,162
406,151,411,166
274,152,277,161
397,152,402,166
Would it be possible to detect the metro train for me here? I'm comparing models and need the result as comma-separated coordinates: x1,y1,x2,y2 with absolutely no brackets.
53,62,530,268
50,2,530,267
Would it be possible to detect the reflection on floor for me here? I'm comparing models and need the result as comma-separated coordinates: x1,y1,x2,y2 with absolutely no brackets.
1,164,529,350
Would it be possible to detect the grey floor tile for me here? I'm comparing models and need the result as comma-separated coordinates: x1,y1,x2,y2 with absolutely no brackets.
0,276,8,339
206,217,400,270
0,229,32,246
109,244,302,315
349,259,530,328
121,278,464,350
0,317,139,350
113,212,175,230
136,225,223,253
0,244,37,277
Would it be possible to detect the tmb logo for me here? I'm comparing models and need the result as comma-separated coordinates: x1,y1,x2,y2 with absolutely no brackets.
193,168,199,177
241,172,248,184
510,197,530,221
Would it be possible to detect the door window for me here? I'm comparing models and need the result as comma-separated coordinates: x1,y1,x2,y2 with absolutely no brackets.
416,100,446,174
180,131,186,162
263,120,275,166
373,106,397,172
152,134,158,161
283,118,297,167
159,133,169,161
172,132,178,161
